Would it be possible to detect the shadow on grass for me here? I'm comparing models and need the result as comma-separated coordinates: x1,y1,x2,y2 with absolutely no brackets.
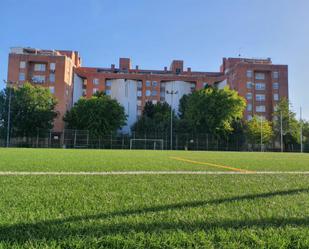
1,188,309,244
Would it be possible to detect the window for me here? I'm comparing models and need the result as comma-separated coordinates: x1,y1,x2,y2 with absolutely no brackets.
190,83,195,89
66,89,69,96
247,70,253,78
152,81,158,87
146,90,151,96
161,82,166,88
255,83,265,90
246,82,253,89
255,73,265,80
152,100,157,104
256,94,265,101
93,78,99,85
137,100,142,106
137,110,142,116
106,81,112,87
105,89,111,95
272,71,279,79
50,63,56,71
137,90,142,97
152,90,157,96
247,103,252,111
203,82,208,87
32,75,45,83
20,61,26,69
34,64,46,71
160,91,165,97
246,93,252,100
256,105,266,112
49,86,55,94
247,115,253,120
49,73,55,83
273,82,279,89
146,81,151,87
19,73,25,81
137,81,142,88
93,88,98,94
274,93,279,101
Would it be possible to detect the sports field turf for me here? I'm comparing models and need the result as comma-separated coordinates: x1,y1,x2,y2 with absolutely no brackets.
1,148,309,248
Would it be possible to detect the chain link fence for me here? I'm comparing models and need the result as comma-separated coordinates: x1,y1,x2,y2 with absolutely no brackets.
0,129,308,152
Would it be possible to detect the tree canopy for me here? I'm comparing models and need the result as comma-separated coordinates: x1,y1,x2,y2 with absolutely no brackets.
63,92,126,137
131,101,176,134
246,116,273,145
178,86,246,136
0,83,57,137
273,98,300,145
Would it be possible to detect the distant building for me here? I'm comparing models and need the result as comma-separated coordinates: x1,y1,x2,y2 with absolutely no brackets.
7,47,288,132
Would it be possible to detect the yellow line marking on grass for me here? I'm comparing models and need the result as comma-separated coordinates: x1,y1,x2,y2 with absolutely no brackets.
170,156,255,173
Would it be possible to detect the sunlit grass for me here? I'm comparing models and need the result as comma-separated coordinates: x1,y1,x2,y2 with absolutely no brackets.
0,148,308,172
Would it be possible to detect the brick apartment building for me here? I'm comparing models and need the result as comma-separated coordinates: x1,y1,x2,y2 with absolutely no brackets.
6,47,288,132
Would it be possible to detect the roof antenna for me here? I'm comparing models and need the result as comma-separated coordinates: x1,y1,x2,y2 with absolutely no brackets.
238,47,243,57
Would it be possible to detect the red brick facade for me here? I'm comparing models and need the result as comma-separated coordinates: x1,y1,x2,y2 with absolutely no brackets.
7,47,288,131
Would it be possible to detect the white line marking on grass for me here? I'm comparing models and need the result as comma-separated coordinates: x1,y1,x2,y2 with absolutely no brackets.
1,171,309,175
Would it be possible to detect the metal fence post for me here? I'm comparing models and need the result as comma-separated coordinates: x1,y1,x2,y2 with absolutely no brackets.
36,129,39,148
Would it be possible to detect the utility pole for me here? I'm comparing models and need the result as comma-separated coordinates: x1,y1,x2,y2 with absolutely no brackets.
3,80,13,148
300,107,303,153
280,111,283,152
260,116,263,152
166,88,178,150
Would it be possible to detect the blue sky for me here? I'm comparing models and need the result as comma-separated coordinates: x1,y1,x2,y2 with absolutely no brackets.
0,0,308,119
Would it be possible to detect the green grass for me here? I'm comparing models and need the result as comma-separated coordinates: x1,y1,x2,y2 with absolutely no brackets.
0,148,309,172
1,149,309,248
1,175,309,248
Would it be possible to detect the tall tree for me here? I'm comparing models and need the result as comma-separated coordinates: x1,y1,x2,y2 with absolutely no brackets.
0,83,57,137
273,98,300,146
246,116,273,145
178,86,246,136
131,101,176,134
64,92,126,137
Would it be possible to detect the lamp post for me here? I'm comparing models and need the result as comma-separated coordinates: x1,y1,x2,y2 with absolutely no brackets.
260,116,263,152
300,107,303,153
280,111,283,152
3,80,13,148
166,88,178,150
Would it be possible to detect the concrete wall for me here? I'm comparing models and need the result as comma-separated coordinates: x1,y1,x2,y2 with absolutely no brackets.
110,79,138,133
164,81,194,115
73,73,84,104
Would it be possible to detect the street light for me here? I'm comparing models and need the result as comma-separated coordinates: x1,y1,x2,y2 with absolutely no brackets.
3,80,14,148
300,107,303,153
166,89,178,150
260,116,263,152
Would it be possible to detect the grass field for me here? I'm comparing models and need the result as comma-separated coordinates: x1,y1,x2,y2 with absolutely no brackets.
1,149,309,248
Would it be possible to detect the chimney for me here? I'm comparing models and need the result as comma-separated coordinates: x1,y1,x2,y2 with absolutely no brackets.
164,66,167,71
119,58,131,71
187,67,191,73
170,60,184,74
111,64,115,70
135,65,139,70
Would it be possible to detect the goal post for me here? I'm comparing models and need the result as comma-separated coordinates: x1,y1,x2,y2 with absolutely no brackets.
130,139,164,150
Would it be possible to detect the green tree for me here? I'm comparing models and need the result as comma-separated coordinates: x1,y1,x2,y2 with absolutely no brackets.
132,101,176,134
178,86,246,136
64,92,126,137
0,83,57,137
302,121,309,143
246,116,273,145
273,98,300,146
